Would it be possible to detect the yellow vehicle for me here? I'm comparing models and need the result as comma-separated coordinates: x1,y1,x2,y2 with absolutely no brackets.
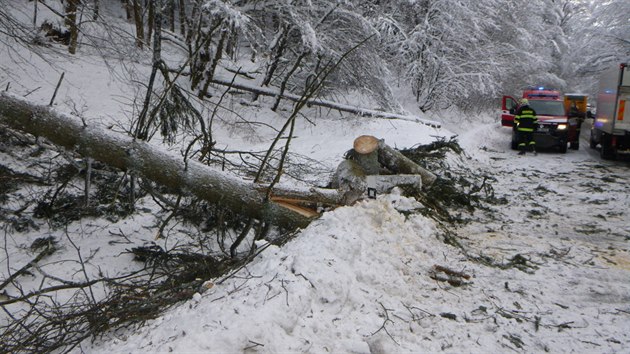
563,94,589,150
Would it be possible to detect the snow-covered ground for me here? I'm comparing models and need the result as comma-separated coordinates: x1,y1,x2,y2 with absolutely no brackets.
1,4,629,352
71,119,629,354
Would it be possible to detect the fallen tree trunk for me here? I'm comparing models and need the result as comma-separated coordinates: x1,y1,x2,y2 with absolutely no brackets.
209,76,442,128
377,140,437,186
0,94,337,229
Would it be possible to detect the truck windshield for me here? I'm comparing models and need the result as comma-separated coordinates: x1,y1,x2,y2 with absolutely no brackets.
528,100,565,116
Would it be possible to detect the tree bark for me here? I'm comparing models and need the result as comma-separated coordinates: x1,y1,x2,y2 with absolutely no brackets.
262,26,289,88
93,0,100,21
352,135,380,175
272,52,307,112
132,0,144,49
147,0,154,47
198,29,227,99
330,159,367,204
0,94,330,230
178,0,186,35
65,0,80,54
330,135,435,203
377,140,437,186
33,0,37,27
169,0,176,33
340,135,436,189
122,0,132,20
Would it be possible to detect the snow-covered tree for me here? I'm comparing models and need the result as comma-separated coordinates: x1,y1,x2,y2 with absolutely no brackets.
553,0,630,95
366,0,512,111
239,0,395,110
588,0,630,58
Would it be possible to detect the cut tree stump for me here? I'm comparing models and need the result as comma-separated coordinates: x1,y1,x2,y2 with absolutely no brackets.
351,135,437,187
331,135,437,202
353,135,380,175
330,159,368,204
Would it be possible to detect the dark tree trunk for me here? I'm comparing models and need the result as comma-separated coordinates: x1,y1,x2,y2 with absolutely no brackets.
132,0,144,48
147,0,154,46
190,21,221,91
272,52,307,111
262,26,290,88
122,0,132,20
178,0,186,35
198,29,227,99
135,1,163,140
253,26,289,102
169,0,176,33
93,0,100,20
33,0,37,26
65,0,80,54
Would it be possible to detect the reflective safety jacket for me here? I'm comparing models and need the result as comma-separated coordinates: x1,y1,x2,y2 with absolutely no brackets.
515,105,538,132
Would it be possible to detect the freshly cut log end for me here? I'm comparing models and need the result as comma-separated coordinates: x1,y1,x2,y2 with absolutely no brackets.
270,198,320,218
353,135,379,154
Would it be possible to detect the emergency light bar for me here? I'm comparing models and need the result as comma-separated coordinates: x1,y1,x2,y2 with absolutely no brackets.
525,85,558,91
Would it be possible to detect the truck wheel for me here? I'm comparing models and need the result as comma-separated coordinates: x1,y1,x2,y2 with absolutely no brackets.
600,134,614,160
589,133,597,149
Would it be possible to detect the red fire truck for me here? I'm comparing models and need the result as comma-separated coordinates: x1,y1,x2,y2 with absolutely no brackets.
501,87,569,153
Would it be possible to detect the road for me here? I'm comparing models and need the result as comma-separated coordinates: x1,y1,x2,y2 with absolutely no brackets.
457,120,629,263
435,120,630,351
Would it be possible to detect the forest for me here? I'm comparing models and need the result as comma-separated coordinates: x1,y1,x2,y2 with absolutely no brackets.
2,0,628,113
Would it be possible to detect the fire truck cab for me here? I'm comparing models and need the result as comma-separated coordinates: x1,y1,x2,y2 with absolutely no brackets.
501,87,569,153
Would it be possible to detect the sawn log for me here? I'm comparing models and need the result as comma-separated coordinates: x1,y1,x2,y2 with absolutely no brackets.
0,94,340,229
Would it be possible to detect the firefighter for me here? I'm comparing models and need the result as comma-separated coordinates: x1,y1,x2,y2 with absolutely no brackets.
514,98,538,155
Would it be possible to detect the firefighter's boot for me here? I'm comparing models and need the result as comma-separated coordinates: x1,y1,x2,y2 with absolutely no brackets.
518,145,526,155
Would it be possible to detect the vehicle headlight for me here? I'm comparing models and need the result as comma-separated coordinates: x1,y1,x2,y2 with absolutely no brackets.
556,124,567,130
